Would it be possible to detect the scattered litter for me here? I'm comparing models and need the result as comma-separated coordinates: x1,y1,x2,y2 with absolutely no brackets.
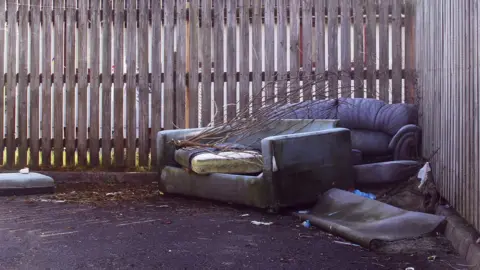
328,211,340,216
333,240,360,247
159,191,164,195
251,221,273,226
476,237,480,244
302,220,311,228
297,210,309,214
168,249,172,252
417,162,431,188
405,267,415,270
228,231,232,234
428,255,437,262
157,205,169,208
38,199,66,203
240,214,250,217
106,192,123,196
353,190,376,200
19,167,29,174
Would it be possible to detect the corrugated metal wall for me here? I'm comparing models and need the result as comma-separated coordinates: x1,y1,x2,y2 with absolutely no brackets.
414,0,480,231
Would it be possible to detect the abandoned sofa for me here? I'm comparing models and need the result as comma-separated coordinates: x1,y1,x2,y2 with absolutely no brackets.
279,97,421,165
157,119,354,211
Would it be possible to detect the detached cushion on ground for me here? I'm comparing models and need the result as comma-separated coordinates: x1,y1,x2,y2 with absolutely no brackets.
175,148,263,175
0,173,54,195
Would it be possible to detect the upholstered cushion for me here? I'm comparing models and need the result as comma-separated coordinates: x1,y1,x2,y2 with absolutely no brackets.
175,147,263,175
350,130,391,155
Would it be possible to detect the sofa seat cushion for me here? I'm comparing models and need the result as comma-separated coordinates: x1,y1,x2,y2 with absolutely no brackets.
350,130,391,155
175,147,263,175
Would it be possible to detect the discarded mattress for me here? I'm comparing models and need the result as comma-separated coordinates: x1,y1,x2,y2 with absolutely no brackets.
175,146,263,175
294,188,446,249
0,172,55,195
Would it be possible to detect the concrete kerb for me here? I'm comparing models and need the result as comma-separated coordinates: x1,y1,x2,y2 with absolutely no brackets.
436,205,480,270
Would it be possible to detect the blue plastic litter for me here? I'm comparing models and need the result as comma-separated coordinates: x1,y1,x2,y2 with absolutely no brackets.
353,190,376,200
302,220,311,228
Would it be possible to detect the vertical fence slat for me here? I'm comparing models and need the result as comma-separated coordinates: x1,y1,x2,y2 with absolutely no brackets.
277,0,287,102
90,0,101,166
114,0,125,167
65,0,76,166
289,0,300,102
102,0,113,167
17,0,28,167
340,0,351,97
187,0,199,128
213,0,224,125
78,0,89,166
126,0,137,167
353,0,364,97
53,0,64,167
315,0,325,99
302,0,313,100
30,0,40,168
42,0,52,167
405,0,415,103
475,0,480,229
328,0,339,97
0,0,4,165
176,0,187,128
151,0,162,166
164,0,175,130
226,0,237,120
365,0,376,98
378,0,390,102
264,0,275,104
252,0,262,108
239,0,250,112
200,0,212,127
392,0,402,103
138,0,149,166
6,0,16,167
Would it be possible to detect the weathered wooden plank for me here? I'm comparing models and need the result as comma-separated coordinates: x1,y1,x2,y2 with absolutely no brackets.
187,0,199,128
226,0,237,120
405,0,415,103
200,0,212,127
78,0,88,166
340,0,351,97
53,0,64,167
379,0,390,102
0,0,5,165
289,0,300,103
176,0,187,128
6,0,16,167
353,0,364,98
365,0,376,98
102,0,113,167
165,0,175,128
42,0,52,167
138,0,149,166
17,0,28,167
315,0,326,99
90,0,101,166
238,0,249,112
114,0,125,167
277,0,287,102
65,0,76,166
328,0,338,97
126,0,137,168
302,0,313,100
264,0,275,104
213,0,224,125
392,0,402,103
151,0,162,167
252,0,263,108
474,0,480,229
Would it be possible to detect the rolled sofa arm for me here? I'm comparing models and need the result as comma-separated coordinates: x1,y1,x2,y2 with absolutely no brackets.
156,128,205,172
388,124,422,160
260,128,354,208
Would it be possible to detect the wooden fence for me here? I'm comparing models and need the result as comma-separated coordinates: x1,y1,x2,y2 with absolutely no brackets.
0,0,414,169
414,0,480,231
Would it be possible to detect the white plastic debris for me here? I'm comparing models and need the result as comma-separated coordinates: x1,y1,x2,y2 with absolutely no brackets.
19,167,29,174
297,210,310,214
476,237,480,244
405,267,415,270
240,214,250,217
251,221,273,226
106,192,122,196
417,162,431,188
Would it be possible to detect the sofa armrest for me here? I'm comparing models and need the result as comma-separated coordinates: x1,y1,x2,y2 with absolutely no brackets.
260,128,354,207
156,128,205,171
388,124,422,160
